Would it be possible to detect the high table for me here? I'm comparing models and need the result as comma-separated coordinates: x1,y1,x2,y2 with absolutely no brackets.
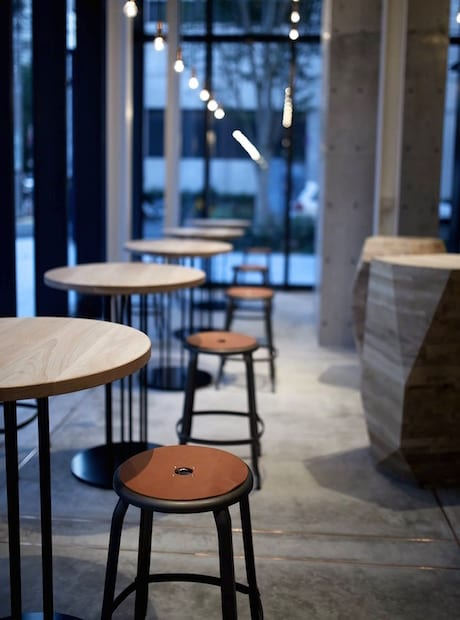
0,316,151,619
124,238,234,390
44,262,205,487
351,235,446,353
164,226,245,241
185,218,251,229
164,227,245,315
361,253,460,486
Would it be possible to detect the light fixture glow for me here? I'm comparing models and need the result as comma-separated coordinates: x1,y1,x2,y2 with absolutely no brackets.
290,10,300,23
214,106,225,120
207,98,218,112
199,88,210,101
282,87,293,128
188,68,199,89
232,130,262,162
123,0,138,18
153,21,165,51
457,11,460,24
174,48,185,73
289,27,299,40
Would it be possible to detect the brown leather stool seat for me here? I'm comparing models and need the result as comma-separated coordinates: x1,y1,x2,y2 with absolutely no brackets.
177,331,265,490
101,445,263,619
219,287,276,392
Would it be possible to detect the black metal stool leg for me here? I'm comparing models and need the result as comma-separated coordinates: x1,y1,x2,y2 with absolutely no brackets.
101,498,129,619
216,301,234,388
244,352,261,490
214,507,237,620
240,494,263,619
264,299,276,392
179,351,199,443
134,509,154,619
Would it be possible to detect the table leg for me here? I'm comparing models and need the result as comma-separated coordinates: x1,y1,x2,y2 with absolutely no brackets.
71,294,156,489
37,398,54,617
4,401,22,618
4,400,83,619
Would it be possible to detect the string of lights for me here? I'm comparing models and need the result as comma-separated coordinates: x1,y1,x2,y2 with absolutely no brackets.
123,0,302,122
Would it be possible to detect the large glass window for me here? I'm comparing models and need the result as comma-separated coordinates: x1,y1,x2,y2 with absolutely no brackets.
440,2,460,249
13,0,34,316
141,0,322,287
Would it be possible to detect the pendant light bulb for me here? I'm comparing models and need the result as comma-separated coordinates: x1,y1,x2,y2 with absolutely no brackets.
457,11,460,24
289,27,299,40
153,21,165,51
123,0,138,18
207,98,218,112
199,88,210,102
188,68,199,89
214,106,225,120
174,47,185,73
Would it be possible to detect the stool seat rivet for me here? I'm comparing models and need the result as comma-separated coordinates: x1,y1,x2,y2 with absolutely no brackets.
175,466,194,475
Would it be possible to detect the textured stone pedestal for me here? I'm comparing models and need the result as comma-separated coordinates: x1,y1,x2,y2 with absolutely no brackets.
352,236,446,353
361,253,460,486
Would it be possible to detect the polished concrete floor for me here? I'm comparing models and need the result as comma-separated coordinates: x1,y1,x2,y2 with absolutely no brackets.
1,290,460,619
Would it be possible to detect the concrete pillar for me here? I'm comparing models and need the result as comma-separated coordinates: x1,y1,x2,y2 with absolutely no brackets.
164,0,181,227
397,0,450,235
106,1,133,261
373,0,408,235
318,0,449,348
318,0,381,348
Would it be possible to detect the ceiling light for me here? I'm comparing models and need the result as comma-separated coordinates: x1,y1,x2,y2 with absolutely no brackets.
153,22,165,51
174,48,185,73
199,88,210,102
123,1,138,18
214,106,225,120
188,67,199,89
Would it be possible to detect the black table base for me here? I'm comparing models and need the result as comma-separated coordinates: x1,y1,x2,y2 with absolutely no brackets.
71,441,160,489
149,366,212,391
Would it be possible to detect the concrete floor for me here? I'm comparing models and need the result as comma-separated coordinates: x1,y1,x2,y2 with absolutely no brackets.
1,290,460,619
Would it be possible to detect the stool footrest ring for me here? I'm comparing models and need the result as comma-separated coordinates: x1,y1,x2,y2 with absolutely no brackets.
112,573,263,617
177,411,265,444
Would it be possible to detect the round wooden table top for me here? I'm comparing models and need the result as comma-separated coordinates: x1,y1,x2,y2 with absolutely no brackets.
164,226,245,241
44,261,206,295
124,238,233,259
0,317,151,402
375,253,460,270
185,218,251,229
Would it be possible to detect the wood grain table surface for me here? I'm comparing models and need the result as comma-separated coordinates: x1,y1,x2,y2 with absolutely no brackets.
124,237,233,259
164,226,245,241
44,261,206,295
0,316,151,402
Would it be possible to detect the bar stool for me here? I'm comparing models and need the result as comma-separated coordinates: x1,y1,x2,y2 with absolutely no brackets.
101,444,263,620
232,247,271,285
177,330,264,490
218,287,276,393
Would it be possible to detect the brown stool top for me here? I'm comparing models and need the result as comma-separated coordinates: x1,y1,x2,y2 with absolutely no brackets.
186,330,258,354
226,286,274,300
117,445,249,501
246,246,271,255
233,264,268,273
